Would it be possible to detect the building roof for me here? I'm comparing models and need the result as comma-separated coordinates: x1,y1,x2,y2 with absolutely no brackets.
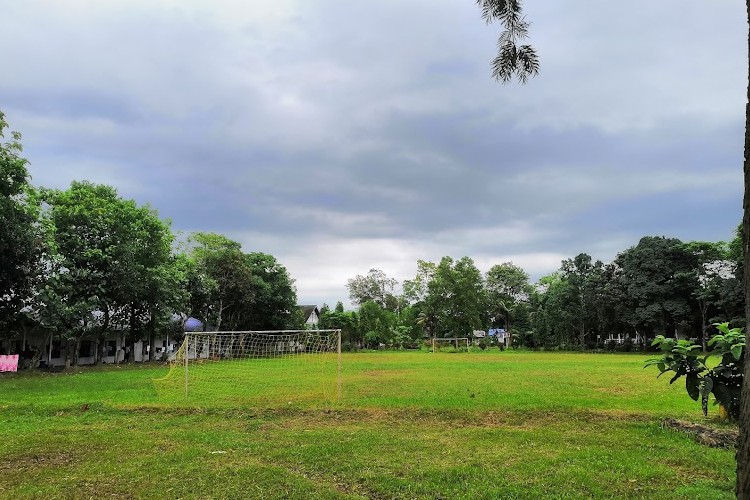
298,305,319,320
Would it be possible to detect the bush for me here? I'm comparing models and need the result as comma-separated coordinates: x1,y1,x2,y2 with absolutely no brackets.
620,337,634,352
477,337,491,350
645,323,744,420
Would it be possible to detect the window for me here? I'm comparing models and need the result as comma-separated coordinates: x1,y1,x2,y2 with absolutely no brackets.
51,341,61,359
79,340,93,358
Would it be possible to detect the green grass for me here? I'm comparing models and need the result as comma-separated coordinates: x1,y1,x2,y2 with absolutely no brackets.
0,350,737,498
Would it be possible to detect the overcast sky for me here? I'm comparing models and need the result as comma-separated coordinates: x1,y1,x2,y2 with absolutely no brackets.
2,0,746,307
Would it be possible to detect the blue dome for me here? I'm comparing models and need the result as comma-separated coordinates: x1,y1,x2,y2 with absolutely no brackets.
185,317,203,331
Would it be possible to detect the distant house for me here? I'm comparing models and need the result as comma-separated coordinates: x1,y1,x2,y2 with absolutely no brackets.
0,327,179,368
472,330,486,339
0,311,185,368
488,328,508,346
298,305,320,328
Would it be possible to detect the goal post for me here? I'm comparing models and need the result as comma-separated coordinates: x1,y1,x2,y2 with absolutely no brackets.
155,329,342,406
431,337,470,353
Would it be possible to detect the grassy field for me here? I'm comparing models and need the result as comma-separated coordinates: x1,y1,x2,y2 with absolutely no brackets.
0,350,737,499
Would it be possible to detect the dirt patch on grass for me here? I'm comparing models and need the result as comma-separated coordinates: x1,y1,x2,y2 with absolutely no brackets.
154,406,651,430
0,451,76,473
593,386,633,395
662,418,738,449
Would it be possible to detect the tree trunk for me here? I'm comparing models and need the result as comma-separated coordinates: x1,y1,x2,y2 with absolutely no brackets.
94,337,102,365
148,328,156,362
216,298,223,331
738,2,750,497
95,308,110,365
128,303,137,363
700,303,708,352
63,337,71,370
506,316,513,349
580,319,585,351
73,337,80,367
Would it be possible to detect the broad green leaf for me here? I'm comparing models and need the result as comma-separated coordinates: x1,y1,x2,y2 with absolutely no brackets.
700,377,713,416
730,345,743,360
685,374,700,401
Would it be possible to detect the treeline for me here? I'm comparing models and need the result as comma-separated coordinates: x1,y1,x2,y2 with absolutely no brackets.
323,236,744,351
0,114,301,366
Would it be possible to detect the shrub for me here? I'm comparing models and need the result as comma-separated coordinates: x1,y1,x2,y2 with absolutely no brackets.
645,323,744,420
620,337,633,352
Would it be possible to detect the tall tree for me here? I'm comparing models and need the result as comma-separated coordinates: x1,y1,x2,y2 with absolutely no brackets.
346,268,398,310
532,273,577,347
240,252,298,330
683,241,737,350
485,261,532,347
560,254,602,349
41,182,175,366
425,256,486,338
186,232,254,331
0,112,40,339
124,215,184,363
615,237,697,340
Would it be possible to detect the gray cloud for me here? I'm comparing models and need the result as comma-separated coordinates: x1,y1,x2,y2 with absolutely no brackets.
2,0,745,306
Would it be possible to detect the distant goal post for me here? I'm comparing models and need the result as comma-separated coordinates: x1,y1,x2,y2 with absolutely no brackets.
156,329,342,405
431,337,470,353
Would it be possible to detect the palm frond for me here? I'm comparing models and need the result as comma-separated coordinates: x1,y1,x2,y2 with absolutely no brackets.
478,0,539,84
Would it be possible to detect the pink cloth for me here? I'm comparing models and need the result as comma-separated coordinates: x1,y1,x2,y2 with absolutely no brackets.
0,354,19,372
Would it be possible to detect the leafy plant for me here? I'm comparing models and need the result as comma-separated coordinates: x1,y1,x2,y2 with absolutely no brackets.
645,323,744,420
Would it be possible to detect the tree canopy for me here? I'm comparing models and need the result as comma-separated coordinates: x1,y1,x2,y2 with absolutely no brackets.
0,112,40,334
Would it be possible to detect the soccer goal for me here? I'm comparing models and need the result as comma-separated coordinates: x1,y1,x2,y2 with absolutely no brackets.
155,330,342,406
431,337,470,353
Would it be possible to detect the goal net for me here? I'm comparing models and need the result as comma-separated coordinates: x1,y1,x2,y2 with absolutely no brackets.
155,330,341,407
431,337,470,353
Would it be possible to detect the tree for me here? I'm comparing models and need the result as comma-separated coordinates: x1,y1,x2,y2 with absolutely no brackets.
560,254,604,349
128,224,186,363
403,260,437,305
614,237,698,340
682,241,737,350
532,273,577,348
477,2,750,493
346,268,398,310
40,182,176,366
240,252,298,330
425,256,486,338
186,232,254,331
0,112,40,339
184,234,298,332
320,308,360,348
485,261,532,347
357,300,395,347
